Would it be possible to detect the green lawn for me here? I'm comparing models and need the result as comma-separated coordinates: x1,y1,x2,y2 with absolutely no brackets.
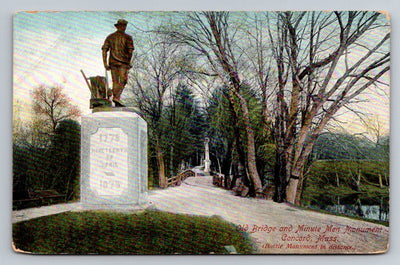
13,210,254,254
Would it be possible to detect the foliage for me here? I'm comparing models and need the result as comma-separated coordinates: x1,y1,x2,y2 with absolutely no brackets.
312,132,389,161
50,119,81,200
126,31,205,187
129,80,205,186
13,145,49,193
206,85,272,185
256,143,275,184
13,119,81,209
159,12,264,194
13,210,254,254
13,100,32,147
206,87,235,172
160,84,206,176
301,160,389,207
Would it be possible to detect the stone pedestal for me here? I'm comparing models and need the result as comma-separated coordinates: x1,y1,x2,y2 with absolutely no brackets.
81,108,148,206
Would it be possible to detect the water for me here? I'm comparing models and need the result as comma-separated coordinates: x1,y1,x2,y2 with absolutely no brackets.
324,204,389,222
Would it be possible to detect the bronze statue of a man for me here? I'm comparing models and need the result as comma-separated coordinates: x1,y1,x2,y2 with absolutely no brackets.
102,19,134,107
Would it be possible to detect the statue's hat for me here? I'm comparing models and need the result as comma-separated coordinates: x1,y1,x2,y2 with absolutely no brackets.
114,19,128,27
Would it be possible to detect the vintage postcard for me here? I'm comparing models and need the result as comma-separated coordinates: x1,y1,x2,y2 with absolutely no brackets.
12,11,390,254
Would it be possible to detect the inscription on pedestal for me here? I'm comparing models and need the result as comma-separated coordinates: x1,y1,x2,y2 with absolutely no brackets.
90,128,128,196
81,110,147,206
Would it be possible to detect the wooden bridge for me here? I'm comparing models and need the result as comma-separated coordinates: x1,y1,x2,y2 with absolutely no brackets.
165,169,197,188
166,169,229,189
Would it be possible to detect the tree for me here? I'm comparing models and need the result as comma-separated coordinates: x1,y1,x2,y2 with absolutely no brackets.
312,132,374,160
13,86,81,208
206,87,235,178
267,11,390,203
162,84,205,176
206,84,268,192
13,100,30,146
361,114,387,147
159,11,263,196
50,119,81,200
13,119,81,208
32,86,81,145
127,31,186,187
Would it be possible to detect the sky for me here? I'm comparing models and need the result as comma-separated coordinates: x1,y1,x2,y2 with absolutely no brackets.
13,11,390,136
13,11,162,117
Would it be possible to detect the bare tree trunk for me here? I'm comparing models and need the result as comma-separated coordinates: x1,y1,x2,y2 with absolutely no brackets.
286,176,299,203
170,145,174,177
273,150,287,202
156,143,166,188
294,174,304,205
234,91,263,196
221,140,233,188
206,12,263,196
286,135,317,204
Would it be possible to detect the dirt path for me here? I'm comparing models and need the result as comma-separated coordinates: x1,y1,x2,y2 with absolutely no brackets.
12,176,389,254
150,176,389,254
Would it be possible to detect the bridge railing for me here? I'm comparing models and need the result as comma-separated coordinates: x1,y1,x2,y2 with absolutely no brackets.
166,169,196,188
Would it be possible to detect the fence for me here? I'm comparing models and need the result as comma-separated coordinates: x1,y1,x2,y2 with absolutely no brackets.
166,169,196,188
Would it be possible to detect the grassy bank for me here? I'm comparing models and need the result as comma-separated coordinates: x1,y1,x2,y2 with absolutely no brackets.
300,160,389,223
13,210,254,254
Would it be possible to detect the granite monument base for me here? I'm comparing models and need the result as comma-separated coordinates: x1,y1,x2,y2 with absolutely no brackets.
81,108,148,208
